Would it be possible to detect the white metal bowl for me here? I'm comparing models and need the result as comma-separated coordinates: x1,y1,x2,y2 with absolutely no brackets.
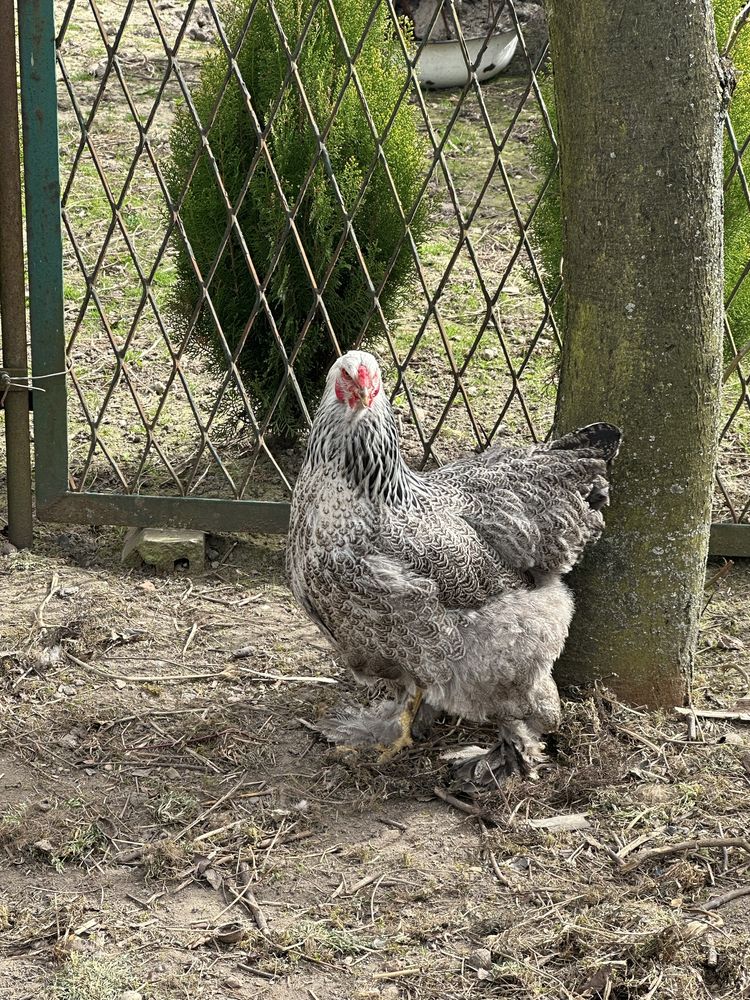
415,29,518,89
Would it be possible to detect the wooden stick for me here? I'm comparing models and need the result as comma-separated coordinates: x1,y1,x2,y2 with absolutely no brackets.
723,2,750,57
240,890,269,935
256,829,313,849
675,706,750,723
488,850,513,887
238,668,337,685
621,836,750,873
702,885,750,911
372,967,421,981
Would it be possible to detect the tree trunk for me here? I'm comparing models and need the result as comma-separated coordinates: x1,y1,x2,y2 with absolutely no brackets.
546,1,725,706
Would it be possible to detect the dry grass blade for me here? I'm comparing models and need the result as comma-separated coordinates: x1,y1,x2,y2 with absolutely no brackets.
66,651,235,684
371,967,421,981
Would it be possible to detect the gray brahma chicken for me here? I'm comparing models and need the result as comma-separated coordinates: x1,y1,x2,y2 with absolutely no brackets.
287,350,621,786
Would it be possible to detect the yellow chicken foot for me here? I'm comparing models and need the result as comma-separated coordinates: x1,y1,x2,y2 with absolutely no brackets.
377,689,424,762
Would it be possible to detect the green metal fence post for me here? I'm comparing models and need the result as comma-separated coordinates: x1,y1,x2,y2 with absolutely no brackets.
0,0,33,547
17,0,69,516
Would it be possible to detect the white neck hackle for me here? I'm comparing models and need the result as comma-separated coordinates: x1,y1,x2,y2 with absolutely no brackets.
304,351,421,505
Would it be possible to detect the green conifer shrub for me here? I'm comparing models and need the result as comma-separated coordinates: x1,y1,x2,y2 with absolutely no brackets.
167,0,429,440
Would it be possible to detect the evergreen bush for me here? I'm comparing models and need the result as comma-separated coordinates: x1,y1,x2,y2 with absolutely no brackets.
167,0,429,440
530,0,750,355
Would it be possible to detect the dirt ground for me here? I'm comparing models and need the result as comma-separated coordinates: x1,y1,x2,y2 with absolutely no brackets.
1,498,749,1000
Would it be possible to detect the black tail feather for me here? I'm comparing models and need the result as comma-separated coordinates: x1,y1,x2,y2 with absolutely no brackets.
549,422,622,463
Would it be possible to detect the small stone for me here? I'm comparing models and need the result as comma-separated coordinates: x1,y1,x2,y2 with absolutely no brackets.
0,538,17,557
120,992,143,1000
206,547,219,560
59,685,77,697
122,527,205,573
467,947,493,971
115,679,127,689
187,25,211,41
35,839,54,854
223,978,243,990
60,733,79,748
480,347,499,361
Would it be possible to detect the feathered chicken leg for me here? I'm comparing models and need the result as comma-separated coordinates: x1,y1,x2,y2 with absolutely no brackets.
377,688,424,762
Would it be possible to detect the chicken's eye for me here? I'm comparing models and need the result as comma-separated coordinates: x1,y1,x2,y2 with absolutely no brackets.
340,370,353,381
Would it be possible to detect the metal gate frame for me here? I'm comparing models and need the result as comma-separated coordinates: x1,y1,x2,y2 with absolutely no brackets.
10,0,750,554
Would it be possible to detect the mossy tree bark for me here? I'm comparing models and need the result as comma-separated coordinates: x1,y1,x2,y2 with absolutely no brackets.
546,1,725,705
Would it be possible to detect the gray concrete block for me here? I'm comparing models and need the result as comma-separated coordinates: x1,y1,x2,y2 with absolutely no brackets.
122,527,205,573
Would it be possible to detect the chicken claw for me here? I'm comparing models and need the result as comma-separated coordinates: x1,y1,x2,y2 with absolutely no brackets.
377,689,424,762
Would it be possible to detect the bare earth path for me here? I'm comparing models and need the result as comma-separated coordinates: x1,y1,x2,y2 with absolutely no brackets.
0,518,749,999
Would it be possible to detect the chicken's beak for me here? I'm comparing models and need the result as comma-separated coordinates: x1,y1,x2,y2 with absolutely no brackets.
358,387,373,408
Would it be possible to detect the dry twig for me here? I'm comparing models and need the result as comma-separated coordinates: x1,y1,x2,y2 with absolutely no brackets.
236,861,269,934
175,773,248,842
433,785,488,819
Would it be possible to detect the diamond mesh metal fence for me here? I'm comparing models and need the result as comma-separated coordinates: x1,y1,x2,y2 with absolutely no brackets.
20,0,560,529
15,0,750,539
718,15,750,529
